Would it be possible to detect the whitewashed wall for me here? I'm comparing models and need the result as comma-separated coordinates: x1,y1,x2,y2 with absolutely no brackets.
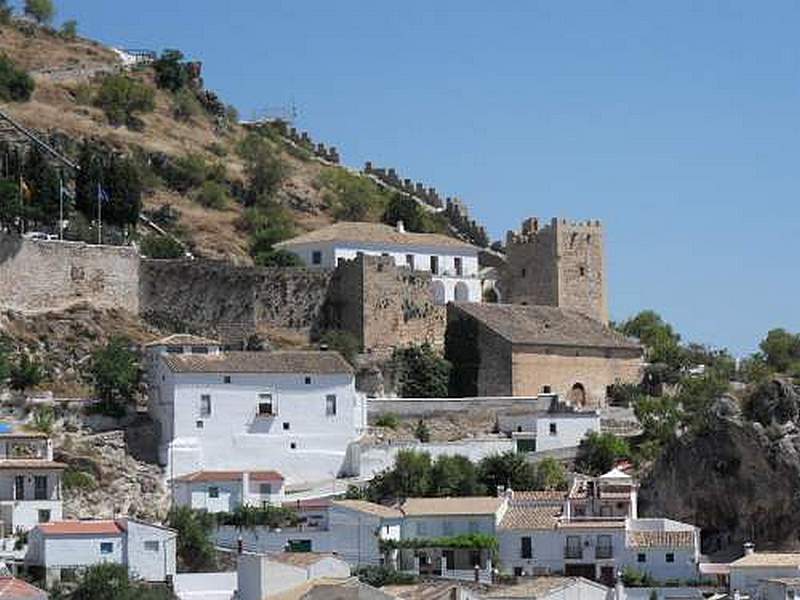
39,532,124,569
535,414,601,452
124,520,177,582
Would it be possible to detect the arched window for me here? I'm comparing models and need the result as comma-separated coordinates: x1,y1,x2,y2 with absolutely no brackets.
454,281,470,302
568,383,587,407
432,280,446,305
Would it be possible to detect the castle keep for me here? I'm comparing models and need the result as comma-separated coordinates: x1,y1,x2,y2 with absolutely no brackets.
502,217,608,323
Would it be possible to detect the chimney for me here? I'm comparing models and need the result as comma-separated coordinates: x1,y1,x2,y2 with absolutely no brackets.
396,220,405,234
744,542,755,556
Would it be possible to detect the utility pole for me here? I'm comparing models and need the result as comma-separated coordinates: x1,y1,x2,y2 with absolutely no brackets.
58,175,64,240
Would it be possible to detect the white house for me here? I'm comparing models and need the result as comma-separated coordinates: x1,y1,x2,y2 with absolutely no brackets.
497,397,602,453
274,221,482,304
728,547,800,599
148,350,367,484
173,470,285,513
498,469,700,584
25,518,177,586
237,552,350,600
0,432,64,537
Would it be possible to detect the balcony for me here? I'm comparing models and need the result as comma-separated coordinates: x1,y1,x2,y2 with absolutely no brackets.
564,547,583,559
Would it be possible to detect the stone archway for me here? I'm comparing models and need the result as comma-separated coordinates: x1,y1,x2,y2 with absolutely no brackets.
454,281,470,302
568,383,587,407
432,280,446,305
483,286,499,303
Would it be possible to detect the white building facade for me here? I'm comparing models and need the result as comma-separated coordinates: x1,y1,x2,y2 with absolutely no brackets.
25,519,177,586
173,470,285,513
148,350,367,484
275,221,482,304
0,432,64,537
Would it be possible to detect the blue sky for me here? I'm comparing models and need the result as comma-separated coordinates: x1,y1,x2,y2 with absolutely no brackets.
29,1,800,355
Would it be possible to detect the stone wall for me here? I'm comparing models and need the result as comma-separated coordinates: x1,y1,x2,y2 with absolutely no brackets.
323,255,446,356
0,234,139,314
139,259,334,344
502,217,608,323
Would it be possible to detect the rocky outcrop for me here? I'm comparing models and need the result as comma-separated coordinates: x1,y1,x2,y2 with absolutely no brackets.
639,381,800,551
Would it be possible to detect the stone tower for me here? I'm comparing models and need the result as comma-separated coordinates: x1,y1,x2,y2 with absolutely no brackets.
502,217,608,322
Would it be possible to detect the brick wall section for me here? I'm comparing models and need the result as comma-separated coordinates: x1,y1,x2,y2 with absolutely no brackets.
324,255,446,356
0,234,139,314
139,259,334,343
502,217,608,323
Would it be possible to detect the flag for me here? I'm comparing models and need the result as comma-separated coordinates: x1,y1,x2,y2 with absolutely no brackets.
97,184,110,204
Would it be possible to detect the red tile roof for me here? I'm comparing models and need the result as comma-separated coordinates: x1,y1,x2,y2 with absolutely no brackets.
38,520,123,536
174,470,284,483
0,577,47,599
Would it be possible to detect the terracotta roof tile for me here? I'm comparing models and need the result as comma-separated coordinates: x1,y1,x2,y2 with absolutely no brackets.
275,221,477,252
730,553,800,568
557,519,626,529
38,520,123,536
500,505,561,530
331,500,402,519
145,334,221,347
512,491,567,502
173,470,284,483
0,577,48,599
163,351,353,375
401,496,505,517
451,303,643,350
484,577,595,599
627,530,695,548
264,552,339,567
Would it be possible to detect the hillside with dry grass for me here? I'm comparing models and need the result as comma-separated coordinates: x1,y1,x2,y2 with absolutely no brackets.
0,20,416,264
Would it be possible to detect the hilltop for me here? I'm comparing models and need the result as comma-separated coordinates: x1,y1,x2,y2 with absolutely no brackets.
0,20,488,264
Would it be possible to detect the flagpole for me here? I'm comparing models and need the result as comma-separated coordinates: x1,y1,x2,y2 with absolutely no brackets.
97,182,102,245
59,176,64,241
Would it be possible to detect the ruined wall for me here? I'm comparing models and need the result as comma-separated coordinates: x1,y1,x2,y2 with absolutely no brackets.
324,255,446,356
0,234,139,314
501,217,607,323
139,260,334,343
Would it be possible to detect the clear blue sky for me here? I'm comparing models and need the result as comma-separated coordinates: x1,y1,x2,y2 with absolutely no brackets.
31,1,800,355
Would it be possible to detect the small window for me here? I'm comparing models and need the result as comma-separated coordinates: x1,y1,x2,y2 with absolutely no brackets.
637,553,646,563
521,268,527,277
405,254,415,269
283,422,290,430
208,486,219,499
259,483,272,495
542,385,551,394
579,266,586,277
191,346,209,354
34,475,47,500
38,509,51,523
666,552,675,563
454,257,463,276
223,375,231,384
521,537,532,559
166,346,184,354
200,394,211,418
549,422,557,436
326,394,337,416
514,567,523,577
337,257,345,267
100,542,114,555
312,250,322,265
290,442,297,450
258,393,274,416
144,540,160,552
196,420,204,429
304,377,312,385
430,256,439,274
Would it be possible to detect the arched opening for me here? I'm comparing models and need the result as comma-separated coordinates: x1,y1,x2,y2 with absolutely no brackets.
483,287,499,303
454,281,470,302
568,383,587,407
431,280,446,305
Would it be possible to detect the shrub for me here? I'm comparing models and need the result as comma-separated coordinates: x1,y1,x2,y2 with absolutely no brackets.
355,566,416,588
575,431,631,476
320,330,359,364
0,55,35,102
167,507,218,572
207,142,227,157
375,413,399,429
154,49,189,92
30,405,55,434
382,193,443,233
60,19,77,39
9,354,42,392
216,505,299,529
196,180,230,210
63,468,97,491
414,419,431,443
173,88,201,121
24,0,54,25
140,234,185,259
319,169,389,222
238,133,288,203
72,82,93,105
90,337,140,407
94,74,155,128
392,344,451,398
161,153,209,192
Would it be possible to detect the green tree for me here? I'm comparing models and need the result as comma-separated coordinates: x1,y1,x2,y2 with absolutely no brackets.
153,49,189,92
414,419,431,443
0,1,13,24
429,454,482,497
533,457,568,491
24,0,54,25
172,88,200,121
238,133,288,203
139,234,184,259
0,179,21,232
74,142,104,221
30,405,55,434
760,328,800,373
196,180,230,209
242,203,299,267
167,507,218,572
0,337,10,385
575,432,630,476
366,449,432,502
69,563,176,600
618,310,687,378
382,193,431,233
319,170,388,222
94,74,155,128
0,55,35,102
60,19,78,39
90,338,139,407
320,330,359,364
392,344,451,398
633,395,680,446
738,353,773,384
9,354,42,392
22,145,61,228
477,451,538,492
104,155,142,228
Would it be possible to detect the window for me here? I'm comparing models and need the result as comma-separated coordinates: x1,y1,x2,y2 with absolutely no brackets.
145,541,160,552
223,375,231,384
38,509,51,523
514,567,523,577
200,394,212,418
208,486,219,499
312,250,322,265
100,542,114,555
405,254,415,269
521,537,532,559
258,393,274,416
283,422,290,430
290,442,297,450
596,535,612,559
34,475,47,500
542,385,552,394
326,394,337,416
579,266,586,277
521,268,527,277
14,476,24,500
191,346,209,354
304,376,312,385
666,553,675,563
637,553,646,563
196,420,204,429
166,346,184,354
549,422,557,436
454,257,463,276
259,483,272,495
430,256,439,274
574,507,586,517
565,535,582,559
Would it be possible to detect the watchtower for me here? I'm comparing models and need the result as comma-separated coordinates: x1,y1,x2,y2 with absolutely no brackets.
502,217,608,323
